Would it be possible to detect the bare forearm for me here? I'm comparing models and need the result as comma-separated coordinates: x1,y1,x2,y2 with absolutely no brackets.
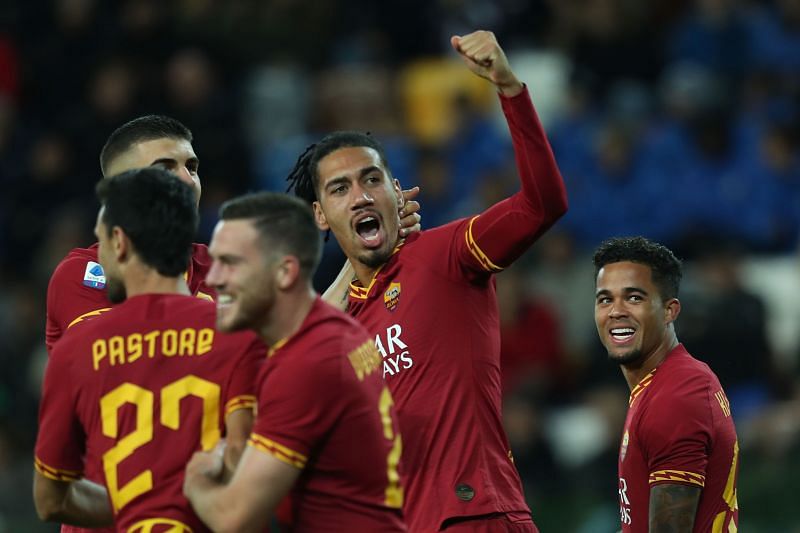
186,475,239,533
649,483,700,532
322,261,354,311
36,478,113,527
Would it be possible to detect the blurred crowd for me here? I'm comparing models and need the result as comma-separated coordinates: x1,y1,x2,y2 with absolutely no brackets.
1,0,799,530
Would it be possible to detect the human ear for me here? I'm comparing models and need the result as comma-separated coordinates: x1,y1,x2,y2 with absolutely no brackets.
313,201,329,231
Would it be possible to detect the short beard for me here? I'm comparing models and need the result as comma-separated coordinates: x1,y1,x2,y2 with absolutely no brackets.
608,348,643,366
106,278,127,304
358,246,394,269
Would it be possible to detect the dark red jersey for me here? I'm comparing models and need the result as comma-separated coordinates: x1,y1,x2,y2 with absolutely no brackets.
35,294,263,533
346,88,567,532
249,298,405,532
617,344,739,532
46,243,215,352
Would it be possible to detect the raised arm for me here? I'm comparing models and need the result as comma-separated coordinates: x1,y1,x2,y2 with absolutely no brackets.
451,31,568,271
649,483,701,532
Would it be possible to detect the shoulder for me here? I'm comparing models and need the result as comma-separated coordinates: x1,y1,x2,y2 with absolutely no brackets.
642,349,719,419
285,300,372,368
48,245,101,288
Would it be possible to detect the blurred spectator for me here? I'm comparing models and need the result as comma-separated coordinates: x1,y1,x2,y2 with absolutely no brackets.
497,264,567,399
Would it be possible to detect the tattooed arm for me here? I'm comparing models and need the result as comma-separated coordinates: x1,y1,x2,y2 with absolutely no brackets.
649,484,701,532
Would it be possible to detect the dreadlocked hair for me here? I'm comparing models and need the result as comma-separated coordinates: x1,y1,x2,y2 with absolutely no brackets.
285,142,318,204
285,131,391,205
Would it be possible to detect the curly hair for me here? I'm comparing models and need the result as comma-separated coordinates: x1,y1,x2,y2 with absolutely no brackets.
285,131,390,204
592,236,683,300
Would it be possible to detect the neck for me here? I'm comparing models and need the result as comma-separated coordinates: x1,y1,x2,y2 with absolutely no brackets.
351,238,403,287
621,330,679,391
124,264,191,299
258,286,317,347
353,262,381,288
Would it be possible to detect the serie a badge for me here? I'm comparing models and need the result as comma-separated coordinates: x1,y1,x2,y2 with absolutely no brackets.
384,282,401,312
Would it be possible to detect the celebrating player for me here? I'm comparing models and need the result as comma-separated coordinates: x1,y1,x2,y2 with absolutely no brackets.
593,236,739,532
182,192,406,532
44,113,420,533
34,168,264,532
286,30,567,531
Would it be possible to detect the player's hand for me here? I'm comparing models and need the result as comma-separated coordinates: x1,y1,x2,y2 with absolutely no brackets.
450,31,523,97
399,186,421,237
184,448,224,496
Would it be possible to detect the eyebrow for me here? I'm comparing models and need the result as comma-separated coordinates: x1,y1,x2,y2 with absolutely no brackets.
325,165,382,187
595,287,649,297
150,156,200,167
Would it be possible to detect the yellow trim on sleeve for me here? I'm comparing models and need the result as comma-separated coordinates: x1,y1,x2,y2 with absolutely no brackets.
465,216,504,273
649,469,705,487
225,395,257,417
66,307,112,330
248,433,307,469
34,457,82,482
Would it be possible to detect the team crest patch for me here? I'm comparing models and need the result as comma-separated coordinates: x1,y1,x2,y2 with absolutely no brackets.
83,261,106,289
620,429,629,462
384,282,401,312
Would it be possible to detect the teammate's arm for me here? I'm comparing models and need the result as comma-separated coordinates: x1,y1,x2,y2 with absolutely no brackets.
222,408,254,475
322,186,420,310
184,445,300,533
33,473,113,527
450,31,567,272
649,483,701,532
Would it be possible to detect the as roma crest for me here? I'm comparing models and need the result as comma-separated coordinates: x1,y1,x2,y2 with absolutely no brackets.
384,282,401,312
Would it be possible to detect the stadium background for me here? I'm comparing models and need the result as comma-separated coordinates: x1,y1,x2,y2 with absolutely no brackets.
0,0,798,530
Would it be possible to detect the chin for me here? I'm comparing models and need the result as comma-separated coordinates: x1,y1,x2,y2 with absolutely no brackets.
607,347,643,366
358,246,394,269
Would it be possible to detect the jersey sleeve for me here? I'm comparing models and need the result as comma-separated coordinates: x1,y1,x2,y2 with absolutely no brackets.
248,348,343,470
46,255,111,352
34,343,86,481
453,87,568,277
638,376,714,489
223,335,264,417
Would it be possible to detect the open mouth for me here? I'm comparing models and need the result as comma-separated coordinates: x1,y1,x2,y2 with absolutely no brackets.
354,214,384,248
609,327,636,344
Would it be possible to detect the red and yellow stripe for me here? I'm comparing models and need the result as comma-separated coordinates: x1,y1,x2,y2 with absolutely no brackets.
248,433,307,469
225,395,257,417
34,457,82,482
66,307,112,330
465,216,504,273
649,469,705,487
629,368,657,406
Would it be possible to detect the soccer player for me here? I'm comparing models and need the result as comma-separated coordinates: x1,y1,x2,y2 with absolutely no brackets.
286,30,567,531
44,113,419,533
182,192,405,532
593,237,739,532
34,168,264,532
45,115,421,351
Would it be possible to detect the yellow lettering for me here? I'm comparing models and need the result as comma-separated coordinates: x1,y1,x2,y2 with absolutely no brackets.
162,330,178,357
143,331,159,358
108,336,125,367
127,333,143,364
197,328,214,355
92,339,107,371
179,328,196,356
348,340,382,381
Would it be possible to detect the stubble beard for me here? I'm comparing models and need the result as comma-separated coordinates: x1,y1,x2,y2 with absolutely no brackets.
607,347,643,366
106,277,127,304
357,242,395,269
